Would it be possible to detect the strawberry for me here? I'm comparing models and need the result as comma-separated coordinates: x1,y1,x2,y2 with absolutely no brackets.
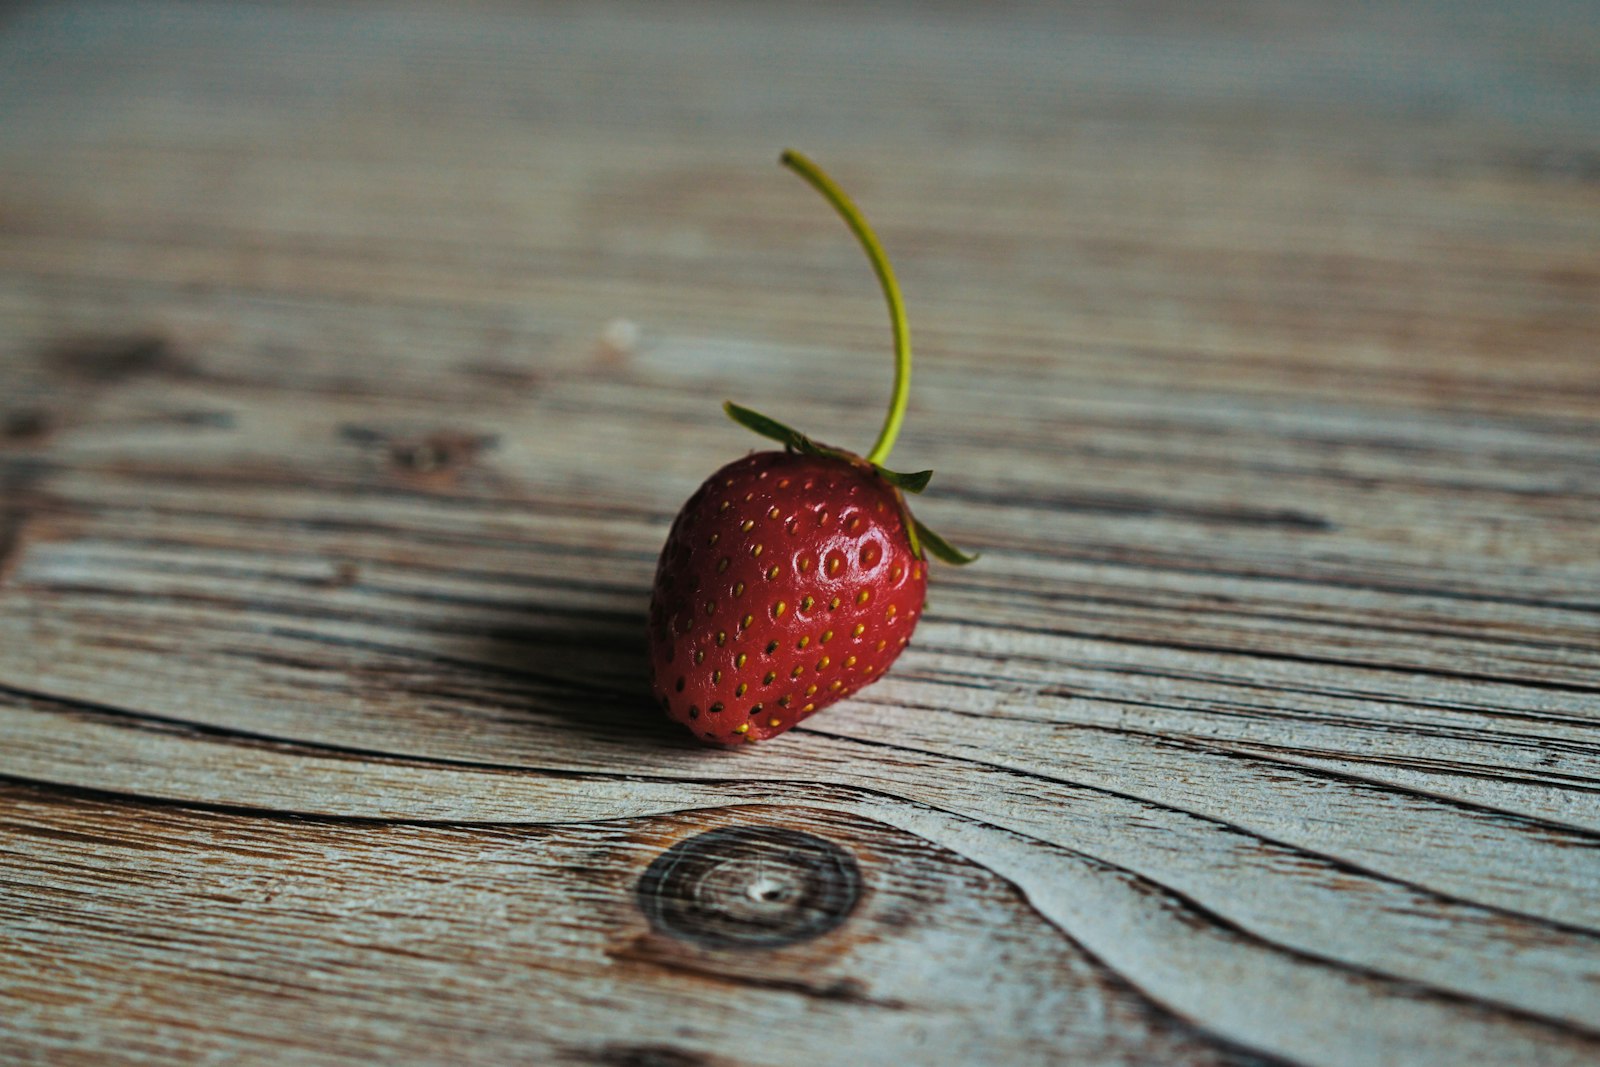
649,150,975,745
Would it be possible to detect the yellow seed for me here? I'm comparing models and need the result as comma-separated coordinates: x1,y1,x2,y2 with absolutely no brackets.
716,631,727,646
818,510,830,526
829,679,843,692
827,556,842,577
745,492,755,502
734,723,749,734
719,501,731,512
816,656,830,671
694,649,705,664
802,703,815,713
709,533,720,546
766,565,780,580
804,685,817,697
799,556,813,573
733,581,745,596
769,718,782,728
856,590,870,605
752,543,764,557
845,655,856,667
797,636,811,649
773,601,787,618
740,518,754,532
886,605,898,619
765,640,779,654
791,664,805,678
890,564,903,581
768,506,781,520
735,653,747,668
763,671,776,685
800,595,814,611
853,623,865,637
848,517,862,533
899,636,908,646
829,597,841,611
777,696,790,707
712,670,722,684
741,613,753,630
735,683,747,697
778,479,790,489
864,665,875,674
875,639,886,651
821,630,833,644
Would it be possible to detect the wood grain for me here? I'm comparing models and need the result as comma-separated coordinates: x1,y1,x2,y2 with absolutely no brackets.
2,1,1598,1064
3,785,1267,1067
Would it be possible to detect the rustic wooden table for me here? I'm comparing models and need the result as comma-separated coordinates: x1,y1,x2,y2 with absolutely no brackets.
3,2,1598,1064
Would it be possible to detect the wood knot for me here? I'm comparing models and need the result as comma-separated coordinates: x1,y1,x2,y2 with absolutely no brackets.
46,332,183,383
387,431,497,475
339,424,498,486
636,826,861,950
1,409,54,444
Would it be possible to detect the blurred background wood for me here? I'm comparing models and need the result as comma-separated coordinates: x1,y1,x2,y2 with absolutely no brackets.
1,2,1597,1064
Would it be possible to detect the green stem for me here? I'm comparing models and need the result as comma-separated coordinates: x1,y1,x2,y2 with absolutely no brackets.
780,149,911,467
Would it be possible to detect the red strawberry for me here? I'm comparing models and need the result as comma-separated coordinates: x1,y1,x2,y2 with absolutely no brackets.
649,150,975,745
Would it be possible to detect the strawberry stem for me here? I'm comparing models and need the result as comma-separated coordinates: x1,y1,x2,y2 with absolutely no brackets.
780,149,911,467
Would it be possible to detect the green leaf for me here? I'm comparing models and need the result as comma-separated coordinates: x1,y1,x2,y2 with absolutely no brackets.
724,401,867,466
725,398,972,564
724,402,807,449
875,467,933,493
903,515,924,558
913,518,979,565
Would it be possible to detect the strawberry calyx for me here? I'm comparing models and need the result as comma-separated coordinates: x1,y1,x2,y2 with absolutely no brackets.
723,401,930,491
723,401,976,565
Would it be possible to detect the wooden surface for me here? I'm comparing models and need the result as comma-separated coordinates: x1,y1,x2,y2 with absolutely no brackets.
2,2,1599,1064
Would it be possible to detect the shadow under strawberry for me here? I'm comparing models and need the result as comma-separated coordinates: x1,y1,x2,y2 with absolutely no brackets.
456,614,698,753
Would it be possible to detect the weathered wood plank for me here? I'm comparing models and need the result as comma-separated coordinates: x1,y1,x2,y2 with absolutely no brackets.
5,719,1600,1065
2,1,1598,1064
2,783,1265,1067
